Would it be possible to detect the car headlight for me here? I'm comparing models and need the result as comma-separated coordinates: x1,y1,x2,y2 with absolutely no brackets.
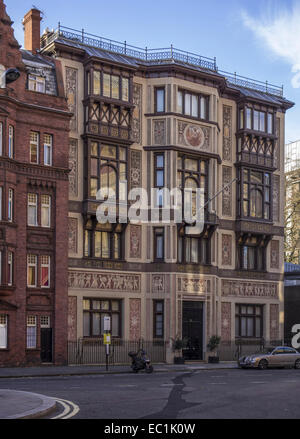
250,358,257,363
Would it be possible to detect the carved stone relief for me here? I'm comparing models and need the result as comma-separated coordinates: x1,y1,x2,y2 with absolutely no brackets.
69,138,78,197
273,175,280,222
68,218,78,254
222,166,232,217
270,240,280,270
153,119,166,145
65,67,78,132
223,105,232,161
222,234,232,266
270,303,279,340
68,296,77,341
221,280,278,299
132,83,142,144
177,277,208,294
130,149,142,189
221,302,231,342
130,225,141,259
152,275,165,293
178,120,210,150
129,298,141,341
68,271,141,292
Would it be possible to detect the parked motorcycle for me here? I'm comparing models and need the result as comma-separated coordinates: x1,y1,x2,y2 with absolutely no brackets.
128,349,154,373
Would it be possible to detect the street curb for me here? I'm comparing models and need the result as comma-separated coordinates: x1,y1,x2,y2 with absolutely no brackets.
3,390,57,419
0,365,239,379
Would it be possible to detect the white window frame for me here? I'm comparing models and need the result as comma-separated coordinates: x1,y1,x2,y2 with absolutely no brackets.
7,251,13,286
27,193,38,226
41,195,51,228
27,254,37,288
0,314,8,349
40,315,50,328
41,255,50,288
28,75,46,93
30,131,39,164
44,134,53,166
8,188,13,222
8,125,13,158
26,315,37,349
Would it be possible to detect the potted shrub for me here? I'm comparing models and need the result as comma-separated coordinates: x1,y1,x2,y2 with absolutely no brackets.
207,335,221,363
171,336,186,364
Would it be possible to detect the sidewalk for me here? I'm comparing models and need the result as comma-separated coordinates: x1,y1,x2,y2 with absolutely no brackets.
0,361,238,419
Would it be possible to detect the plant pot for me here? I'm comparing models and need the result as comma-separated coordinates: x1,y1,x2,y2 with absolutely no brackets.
208,356,219,364
174,357,185,364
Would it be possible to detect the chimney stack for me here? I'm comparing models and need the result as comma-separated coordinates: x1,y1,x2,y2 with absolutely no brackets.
23,8,42,54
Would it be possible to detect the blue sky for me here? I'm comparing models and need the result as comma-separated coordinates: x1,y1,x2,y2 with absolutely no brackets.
7,0,300,142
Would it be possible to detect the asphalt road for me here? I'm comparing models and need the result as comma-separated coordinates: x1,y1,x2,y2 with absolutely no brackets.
1,368,300,419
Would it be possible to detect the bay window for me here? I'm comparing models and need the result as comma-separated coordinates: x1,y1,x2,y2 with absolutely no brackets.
178,89,208,120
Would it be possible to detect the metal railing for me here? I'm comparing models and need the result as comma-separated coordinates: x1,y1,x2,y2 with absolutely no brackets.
68,339,167,366
40,24,284,98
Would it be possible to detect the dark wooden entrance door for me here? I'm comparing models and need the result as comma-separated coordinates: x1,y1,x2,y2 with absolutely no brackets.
41,328,52,363
182,301,203,360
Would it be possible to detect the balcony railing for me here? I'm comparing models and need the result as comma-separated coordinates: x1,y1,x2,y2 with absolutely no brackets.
40,24,284,98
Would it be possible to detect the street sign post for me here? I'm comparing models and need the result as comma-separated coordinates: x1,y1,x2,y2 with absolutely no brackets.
103,317,111,371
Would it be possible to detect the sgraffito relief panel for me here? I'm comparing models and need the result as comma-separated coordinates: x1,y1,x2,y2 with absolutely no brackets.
68,217,78,254
130,149,142,189
129,298,141,341
68,271,141,292
270,240,280,270
152,275,165,293
130,225,141,259
132,83,142,144
177,276,209,295
222,166,232,217
153,119,166,145
273,175,280,222
222,234,232,266
221,302,231,341
66,67,78,132
178,120,211,151
68,296,77,341
69,138,78,197
221,280,278,299
223,105,232,161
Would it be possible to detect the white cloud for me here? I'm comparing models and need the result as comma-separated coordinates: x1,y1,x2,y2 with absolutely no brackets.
241,3,300,88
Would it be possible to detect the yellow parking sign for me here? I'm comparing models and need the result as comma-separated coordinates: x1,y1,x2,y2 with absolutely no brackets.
104,334,111,345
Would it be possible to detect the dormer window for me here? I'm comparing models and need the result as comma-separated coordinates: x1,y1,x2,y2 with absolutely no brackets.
28,74,45,93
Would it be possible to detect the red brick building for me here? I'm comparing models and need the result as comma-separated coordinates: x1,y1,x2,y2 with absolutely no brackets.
0,2,71,366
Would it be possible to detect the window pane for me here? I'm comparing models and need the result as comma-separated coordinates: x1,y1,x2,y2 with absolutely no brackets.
260,112,265,131
101,145,116,159
156,154,164,168
156,235,164,259
93,71,101,95
156,89,165,112
112,314,119,337
92,313,101,336
122,78,129,101
247,317,254,336
90,178,98,197
246,108,252,129
101,232,110,259
253,110,259,130
178,91,183,113
111,75,119,99
156,170,164,187
111,300,119,311
83,312,90,336
241,317,247,336
268,114,273,134
184,94,191,115
192,95,198,117
191,238,198,263
103,74,111,97
200,97,206,118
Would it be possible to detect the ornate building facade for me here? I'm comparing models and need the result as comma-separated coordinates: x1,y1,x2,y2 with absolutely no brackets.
39,19,293,361
0,3,71,366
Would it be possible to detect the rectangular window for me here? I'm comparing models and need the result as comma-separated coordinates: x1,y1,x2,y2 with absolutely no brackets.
154,228,164,261
268,114,273,134
235,304,263,338
93,71,101,95
44,134,52,166
26,315,37,348
154,153,164,207
155,88,165,113
246,108,252,129
7,252,13,286
27,254,37,287
8,189,13,222
30,131,39,164
111,75,120,99
8,126,14,158
41,195,51,228
122,78,129,101
28,75,45,93
103,73,111,97
41,256,50,288
28,194,38,226
0,315,7,349
40,316,50,328
83,299,121,337
153,300,164,339
179,90,208,120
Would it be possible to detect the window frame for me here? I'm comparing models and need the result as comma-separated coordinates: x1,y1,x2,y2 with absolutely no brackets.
8,125,14,159
0,314,8,349
30,131,39,164
177,89,209,120
83,298,122,338
155,87,165,113
27,254,37,288
235,304,263,339
44,134,53,166
153,300,164,339
240,168,272,221
154,227,164,261
26,315,37,349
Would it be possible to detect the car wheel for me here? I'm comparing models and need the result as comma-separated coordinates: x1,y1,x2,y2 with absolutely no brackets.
295,359,300,370
258,359,268,370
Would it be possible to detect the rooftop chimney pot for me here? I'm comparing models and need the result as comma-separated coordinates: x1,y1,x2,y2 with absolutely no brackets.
23,8,42,54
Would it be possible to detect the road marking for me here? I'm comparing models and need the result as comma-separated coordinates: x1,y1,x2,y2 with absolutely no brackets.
51,397,80,419
117,385,137,388
250,381,268,384
208,383,227,385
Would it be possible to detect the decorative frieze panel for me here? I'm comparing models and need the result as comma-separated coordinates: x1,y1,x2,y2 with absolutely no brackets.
274,117,280,170
152,275,165,293
65,67,78,132
68,271,141,292
177,276,210,295
153,119,166,146
132,83,142,144
270,240,280,270
222,234,232,266
223,105,232,161
130,149,142,189
178,121,210,150
130,225,141,259
69,138,78,197
221,302,231,342
68,218,78,254
221,280,278,299
222,166,232,217
129,298,141,341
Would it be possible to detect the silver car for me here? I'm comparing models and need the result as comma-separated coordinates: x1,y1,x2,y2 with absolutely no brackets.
238,346,300,370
